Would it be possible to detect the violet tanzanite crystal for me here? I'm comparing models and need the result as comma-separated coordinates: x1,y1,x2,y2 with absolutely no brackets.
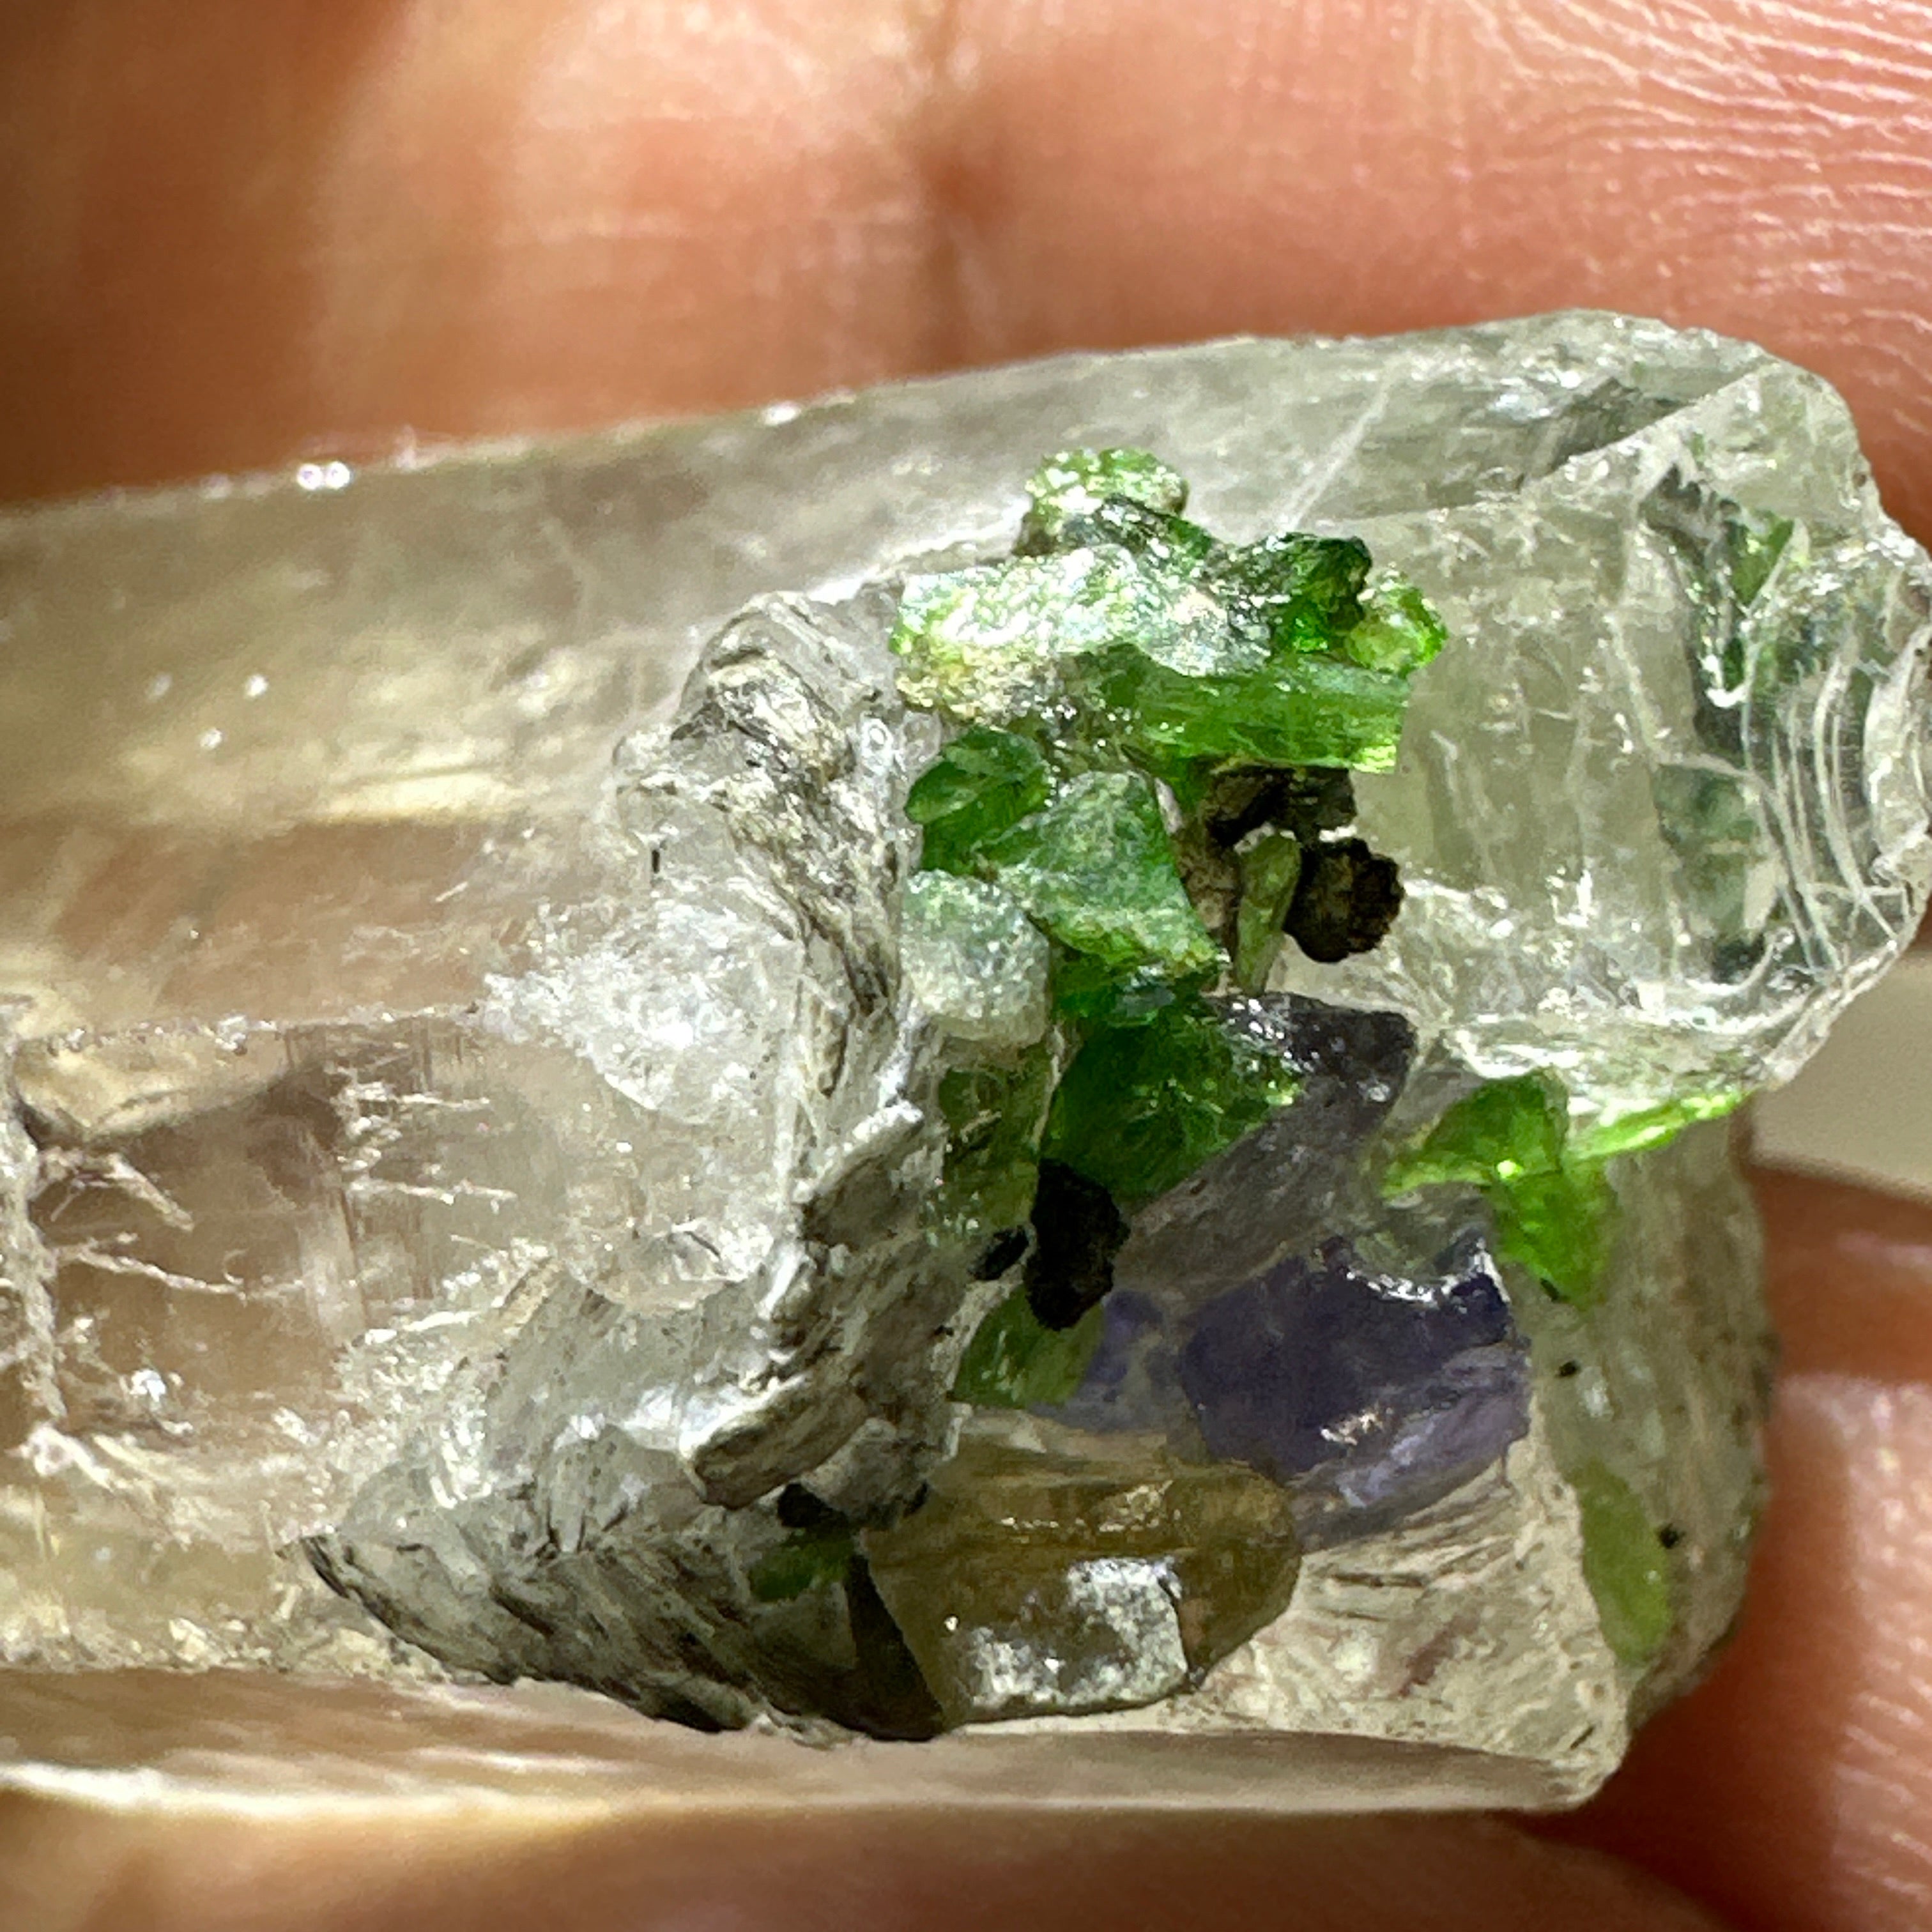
1178,1238,1530,1543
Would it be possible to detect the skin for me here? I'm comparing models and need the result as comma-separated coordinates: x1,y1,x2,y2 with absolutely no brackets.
3,4,1932,1926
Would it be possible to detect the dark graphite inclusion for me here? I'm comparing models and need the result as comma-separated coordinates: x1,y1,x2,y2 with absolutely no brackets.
311,445,1712,1737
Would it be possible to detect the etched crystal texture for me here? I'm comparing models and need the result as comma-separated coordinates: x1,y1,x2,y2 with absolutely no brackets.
0,312,1926,1811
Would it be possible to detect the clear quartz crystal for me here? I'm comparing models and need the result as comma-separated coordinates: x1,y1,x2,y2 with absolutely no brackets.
0,312,1925,1811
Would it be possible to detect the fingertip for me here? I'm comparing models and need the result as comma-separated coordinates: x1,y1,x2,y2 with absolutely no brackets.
2,1798,1731,1932
6,0,1932,533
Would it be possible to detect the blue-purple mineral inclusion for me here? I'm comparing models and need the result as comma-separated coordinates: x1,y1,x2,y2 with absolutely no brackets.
1177,1237,1530,1543
1053,1231,1531,1544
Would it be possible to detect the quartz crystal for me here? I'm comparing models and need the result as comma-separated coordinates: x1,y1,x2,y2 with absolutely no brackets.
1,312,1927,1811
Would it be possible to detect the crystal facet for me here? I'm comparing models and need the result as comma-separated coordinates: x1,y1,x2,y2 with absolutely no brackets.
0,312,1926,1811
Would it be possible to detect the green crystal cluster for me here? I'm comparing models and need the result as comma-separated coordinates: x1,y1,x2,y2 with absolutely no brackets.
894,447,1444,779
893,447,1751,1712
1378,1074,1744,1665
1383,1073,1744,1306
890,449,1446,1384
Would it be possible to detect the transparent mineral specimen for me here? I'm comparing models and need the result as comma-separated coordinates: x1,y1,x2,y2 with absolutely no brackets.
0,311,1926,1811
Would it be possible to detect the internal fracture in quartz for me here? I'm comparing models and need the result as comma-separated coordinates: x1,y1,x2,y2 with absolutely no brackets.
3,315,1928,1804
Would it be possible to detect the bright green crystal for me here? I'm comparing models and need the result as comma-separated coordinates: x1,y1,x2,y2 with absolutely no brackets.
1383,1072,1745,1305
893,548,1176,726
1493,1167,1615,1307
1384,1073,1612,1305
1233,832,1303,990
1570,1091,1745,1162
1044,997,1300,1206
891,447,1443,772
905,726,1051,875
1039,496,1226,592
1046,954,1198,1026
1344,571,1452,675
1387,1073,1571,1190
1206,532,1372,654
979,772,1220,983
1098,646,1414,776
1726,509,1795,610
1573,1462,1674,1666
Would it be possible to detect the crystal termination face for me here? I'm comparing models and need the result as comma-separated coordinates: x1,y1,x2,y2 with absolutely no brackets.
0,312,1925,1810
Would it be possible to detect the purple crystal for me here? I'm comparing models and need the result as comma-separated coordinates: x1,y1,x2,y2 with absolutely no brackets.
1176,1238,1529,1544
1038,997,1525,1544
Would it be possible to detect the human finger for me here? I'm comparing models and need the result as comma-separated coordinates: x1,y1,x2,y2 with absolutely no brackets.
0,1797,1730,1932
3,0,1932,535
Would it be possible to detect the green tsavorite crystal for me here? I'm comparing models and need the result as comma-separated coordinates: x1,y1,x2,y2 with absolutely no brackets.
951,1291,1106,1409
1340,570,1452,675
1206,531,1372,654
1570,1091,1746,1162
1043,995,1300,1206
1572,1462,1675,1666
1091,641,1416,778
904,725,1051,875
893,548,1176,726
893,447,1443,775
931,1055,1055,1245
1384,1073,1613,1305
900,871,1050,1049
1232,832,1303,990
979,771,1220,983
1383,1072,1747,1305
896,448,1440,1390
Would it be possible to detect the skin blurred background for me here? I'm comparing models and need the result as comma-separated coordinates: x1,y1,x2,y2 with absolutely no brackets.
3,4,1932,1928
